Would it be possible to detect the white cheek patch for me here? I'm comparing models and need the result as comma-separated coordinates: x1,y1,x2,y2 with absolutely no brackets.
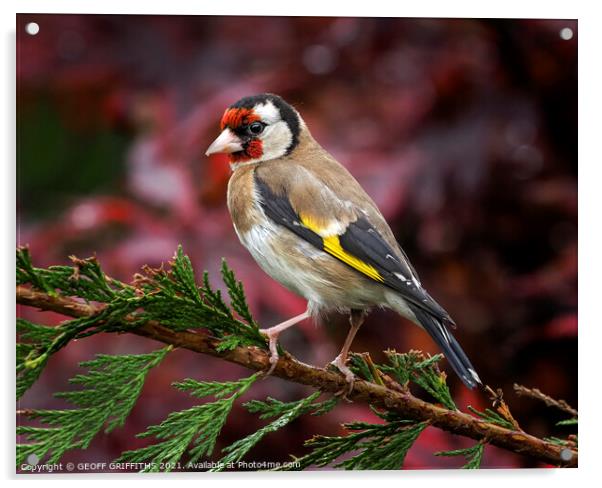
260,120,293,161
229,118,293,169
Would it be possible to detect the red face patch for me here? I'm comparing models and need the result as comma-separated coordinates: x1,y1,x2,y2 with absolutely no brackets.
230,139,263,163
220,108,261,131
220,107,264,162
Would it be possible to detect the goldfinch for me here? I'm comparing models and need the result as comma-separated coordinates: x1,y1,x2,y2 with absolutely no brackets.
206,93,482,390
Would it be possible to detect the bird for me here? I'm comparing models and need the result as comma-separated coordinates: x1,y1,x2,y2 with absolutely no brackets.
205,93,482,391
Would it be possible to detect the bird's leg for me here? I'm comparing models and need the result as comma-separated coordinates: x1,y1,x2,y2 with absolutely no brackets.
260,310,310,375
330,309,366,396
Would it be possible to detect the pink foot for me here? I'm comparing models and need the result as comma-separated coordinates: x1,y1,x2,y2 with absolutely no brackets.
330,354,356,397
260,328,280,375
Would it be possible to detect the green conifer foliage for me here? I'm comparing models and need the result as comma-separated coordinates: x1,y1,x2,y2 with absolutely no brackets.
16,246,578,471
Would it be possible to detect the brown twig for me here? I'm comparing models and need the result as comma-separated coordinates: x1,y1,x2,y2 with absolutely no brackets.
482,384,522,431
514,384,578,418
16,285,577,468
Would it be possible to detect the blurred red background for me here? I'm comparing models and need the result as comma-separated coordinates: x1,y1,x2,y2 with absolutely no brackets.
16,14,577,470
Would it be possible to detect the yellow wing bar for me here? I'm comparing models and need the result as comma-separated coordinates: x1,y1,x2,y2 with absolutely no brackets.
300,214,384,283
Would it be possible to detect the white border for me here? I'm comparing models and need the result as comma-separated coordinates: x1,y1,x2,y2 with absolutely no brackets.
6,0,583,18
3,1,598,486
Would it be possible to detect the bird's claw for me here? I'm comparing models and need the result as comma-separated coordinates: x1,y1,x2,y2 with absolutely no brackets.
260,328,280,376
265,354,279,376
329,354,356,400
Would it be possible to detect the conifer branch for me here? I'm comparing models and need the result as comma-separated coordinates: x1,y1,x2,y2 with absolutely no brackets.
435,442,486,469
115,374,261,471
513,384,578,418
17,347,171,465
16,284,577,467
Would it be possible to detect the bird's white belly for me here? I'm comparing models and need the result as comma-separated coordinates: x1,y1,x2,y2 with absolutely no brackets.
237,222,328,305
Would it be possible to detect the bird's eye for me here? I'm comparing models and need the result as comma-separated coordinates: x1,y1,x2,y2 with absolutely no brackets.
248,122,264,135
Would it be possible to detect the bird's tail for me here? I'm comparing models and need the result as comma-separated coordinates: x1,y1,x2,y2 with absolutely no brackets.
408,305,482,389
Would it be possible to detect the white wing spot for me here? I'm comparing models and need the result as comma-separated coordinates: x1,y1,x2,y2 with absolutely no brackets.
438,322,452,344
468,368,481,383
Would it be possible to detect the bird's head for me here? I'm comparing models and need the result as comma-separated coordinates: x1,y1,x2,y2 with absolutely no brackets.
205,94,301,167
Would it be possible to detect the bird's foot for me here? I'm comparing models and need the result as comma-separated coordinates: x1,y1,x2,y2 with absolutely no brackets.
258,311,310,376
259,328,280,376
329,354,356,400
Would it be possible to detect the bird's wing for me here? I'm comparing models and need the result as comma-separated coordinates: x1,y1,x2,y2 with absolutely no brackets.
253,165,452,324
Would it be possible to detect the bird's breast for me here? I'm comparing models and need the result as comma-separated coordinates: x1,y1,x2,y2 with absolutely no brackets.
227,165,261,235
227,166,309,296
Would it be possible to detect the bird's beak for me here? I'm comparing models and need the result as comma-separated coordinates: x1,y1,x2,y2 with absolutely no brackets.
205,129,244,156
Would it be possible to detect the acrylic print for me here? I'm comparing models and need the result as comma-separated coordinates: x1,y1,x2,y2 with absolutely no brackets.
16,14,577,473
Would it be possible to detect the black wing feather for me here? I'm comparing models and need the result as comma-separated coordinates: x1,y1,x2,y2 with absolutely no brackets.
254,176,322,249
338,216,452,323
